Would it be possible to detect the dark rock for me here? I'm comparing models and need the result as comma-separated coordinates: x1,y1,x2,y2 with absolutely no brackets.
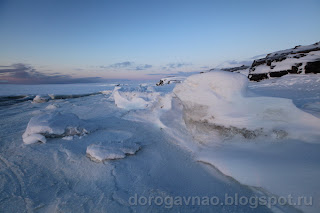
248,73,269,82
296,47,320,54
290,66,298,74
305,60,320,74
252,59,266,67
293,54,306,59
274,56,286,62
289,63,303,74
220,65,250,72
266,60,272,66
269,71,288,78
156,80,164,86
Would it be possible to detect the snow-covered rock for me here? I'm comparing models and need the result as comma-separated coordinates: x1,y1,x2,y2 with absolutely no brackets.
173,71,320,143
22,112,88,144
213,65,250,73
86,142,141,162
156,76,185,86
249,41,320,81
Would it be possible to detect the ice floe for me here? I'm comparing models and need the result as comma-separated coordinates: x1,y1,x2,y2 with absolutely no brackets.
22,112,89,144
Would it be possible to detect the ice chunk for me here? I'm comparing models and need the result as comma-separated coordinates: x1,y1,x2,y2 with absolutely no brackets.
112,86,160,110
173,71,320,143
32,95,49,103
22,112,88,144
86,142,141,162
114,90,148,110
22,133,46,144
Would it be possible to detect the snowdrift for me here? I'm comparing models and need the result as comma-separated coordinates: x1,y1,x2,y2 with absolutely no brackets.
22,112,89,144
173,71,320,143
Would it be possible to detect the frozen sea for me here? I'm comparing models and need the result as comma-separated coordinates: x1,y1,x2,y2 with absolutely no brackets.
0,73,320,213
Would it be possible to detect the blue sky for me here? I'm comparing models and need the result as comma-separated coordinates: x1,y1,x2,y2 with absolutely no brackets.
0,0,319,83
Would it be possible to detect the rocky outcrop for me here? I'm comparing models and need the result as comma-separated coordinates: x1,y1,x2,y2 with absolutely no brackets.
249,42,320,81
220,65,250,72
209,65,249,73
156,76,185,86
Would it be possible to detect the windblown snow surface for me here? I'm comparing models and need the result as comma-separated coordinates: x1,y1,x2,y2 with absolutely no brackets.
0,73,320,212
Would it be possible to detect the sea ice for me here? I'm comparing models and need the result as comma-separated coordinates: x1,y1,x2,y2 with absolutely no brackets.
86,142,141,162
22,112,88,144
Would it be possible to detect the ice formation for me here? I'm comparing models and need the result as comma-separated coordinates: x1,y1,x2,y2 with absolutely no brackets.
32,95,49,103
22,112,88,144
173,71,320,143
112,86,160,110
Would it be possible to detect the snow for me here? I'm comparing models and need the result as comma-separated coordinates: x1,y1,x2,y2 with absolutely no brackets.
45,104,59,110
62,135,74,141
1,74,320,213
22,112,89,144
86,142,141,162
161,72,320,213
173,71,320,143
237,68,250,76
303,102,320,118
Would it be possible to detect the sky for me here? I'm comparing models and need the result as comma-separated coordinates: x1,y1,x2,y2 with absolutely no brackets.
0,0,319,84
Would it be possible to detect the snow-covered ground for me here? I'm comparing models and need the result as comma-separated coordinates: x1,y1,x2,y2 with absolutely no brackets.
1,72,319,212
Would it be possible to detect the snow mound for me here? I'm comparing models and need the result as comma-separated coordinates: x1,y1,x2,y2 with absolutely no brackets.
32,95,49,103
22,112,88,144
86,142,141,162
173,71,320,143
